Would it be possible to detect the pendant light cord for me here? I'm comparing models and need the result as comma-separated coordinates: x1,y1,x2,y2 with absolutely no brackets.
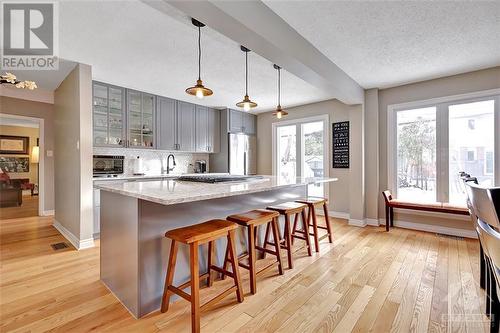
245,51,248,96
278,67,281,106
198,26,201,81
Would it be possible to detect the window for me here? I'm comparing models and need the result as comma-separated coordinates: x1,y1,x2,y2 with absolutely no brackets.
273,116,328,197
396,107,436,203
389,93,498,206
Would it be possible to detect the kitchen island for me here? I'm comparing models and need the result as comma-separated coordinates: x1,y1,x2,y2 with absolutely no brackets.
95,175,337,318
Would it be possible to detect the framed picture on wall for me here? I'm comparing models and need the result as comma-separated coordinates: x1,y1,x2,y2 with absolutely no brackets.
0,135,29,155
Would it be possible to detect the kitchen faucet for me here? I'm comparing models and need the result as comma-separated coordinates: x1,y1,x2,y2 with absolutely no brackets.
166,154,176,174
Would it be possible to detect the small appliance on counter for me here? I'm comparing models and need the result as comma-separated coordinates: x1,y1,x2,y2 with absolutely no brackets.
194,160,207,173
93,155,124,177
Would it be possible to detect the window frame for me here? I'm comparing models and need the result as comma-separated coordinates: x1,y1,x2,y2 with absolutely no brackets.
387,89,500,204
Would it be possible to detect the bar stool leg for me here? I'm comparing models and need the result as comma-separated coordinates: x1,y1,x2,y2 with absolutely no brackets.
284,213,293,269
248,225,257,295
207,240,214,287
311,205,320,252
221,244,229,280
262,222,271,259
161,240,178,313
271,217,284,275
301,209,312,256
228,230,244,303
189,242,200,333
291,213,299,245
322,202,333,243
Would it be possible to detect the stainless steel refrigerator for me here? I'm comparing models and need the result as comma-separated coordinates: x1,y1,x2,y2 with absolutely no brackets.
229,133,256,175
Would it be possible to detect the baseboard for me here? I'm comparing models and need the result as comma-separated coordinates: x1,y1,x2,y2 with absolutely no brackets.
41,209,54,216
323,210,350,220
53,220,95,250
365,218,380,226
378,218,477,239
348,218,367,227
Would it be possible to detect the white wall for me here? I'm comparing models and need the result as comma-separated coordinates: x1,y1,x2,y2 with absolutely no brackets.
54,63,94,249
256,99,363,217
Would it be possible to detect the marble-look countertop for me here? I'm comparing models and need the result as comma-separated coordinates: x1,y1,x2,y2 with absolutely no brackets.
94,175,338,206
92,173,229,182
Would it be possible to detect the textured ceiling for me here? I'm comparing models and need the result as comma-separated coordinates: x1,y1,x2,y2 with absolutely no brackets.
264,0,500,89
56,1,331,112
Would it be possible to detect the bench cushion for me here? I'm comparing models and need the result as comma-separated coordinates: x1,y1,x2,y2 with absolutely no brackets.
388,199,469,215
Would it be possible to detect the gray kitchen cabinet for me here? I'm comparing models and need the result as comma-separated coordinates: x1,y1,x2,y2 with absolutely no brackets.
195,105,209,152
208,108,220,153
243,112,256,135
228,109,256,135
127,90,155,148
92,82,126,147
156,96,177,151
229,109,243,133
177,101,196,152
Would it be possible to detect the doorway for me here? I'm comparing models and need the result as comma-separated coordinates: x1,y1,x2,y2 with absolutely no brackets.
272,115,329,197
0,114,44,219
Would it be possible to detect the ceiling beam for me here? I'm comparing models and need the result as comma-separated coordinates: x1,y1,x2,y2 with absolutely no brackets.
150,0,364,105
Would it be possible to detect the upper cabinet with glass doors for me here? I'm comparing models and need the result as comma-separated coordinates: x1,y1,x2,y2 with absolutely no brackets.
127,90,155,148
92,82,126,147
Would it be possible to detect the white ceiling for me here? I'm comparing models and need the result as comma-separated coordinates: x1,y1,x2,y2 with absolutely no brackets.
56,1,331,112
264,1,500,89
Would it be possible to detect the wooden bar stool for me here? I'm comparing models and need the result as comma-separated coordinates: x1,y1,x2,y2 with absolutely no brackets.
294,197,333,252
223,209,284,295
265,202,312,269
161,219,244,333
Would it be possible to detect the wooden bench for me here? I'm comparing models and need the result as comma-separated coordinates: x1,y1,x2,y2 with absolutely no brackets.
382,190,469,232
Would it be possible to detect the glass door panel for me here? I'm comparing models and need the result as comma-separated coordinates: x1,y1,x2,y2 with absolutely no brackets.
302,121,325,197
396,107,437,202
276,125,297,183
448,100,495,204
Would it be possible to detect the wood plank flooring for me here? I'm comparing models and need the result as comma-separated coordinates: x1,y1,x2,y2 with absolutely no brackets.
0,195,39,220
0,215,488,332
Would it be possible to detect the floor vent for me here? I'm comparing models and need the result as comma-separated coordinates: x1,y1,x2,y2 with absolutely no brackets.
436,233,464,241
51,242,69,250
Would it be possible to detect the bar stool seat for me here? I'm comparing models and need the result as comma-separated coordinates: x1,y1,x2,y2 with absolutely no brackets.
266,202,312,269
294,197,333,252
161,219,244,333
223,209,284,295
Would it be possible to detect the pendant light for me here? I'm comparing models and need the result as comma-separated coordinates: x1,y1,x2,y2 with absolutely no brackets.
185,18,213,99
272,64,288,119
236,46,257,111
1,72,37,90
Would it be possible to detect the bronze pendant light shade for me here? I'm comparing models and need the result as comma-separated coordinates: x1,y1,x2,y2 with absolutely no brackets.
236,46,257,111
186,18,213,99
272,64,288,119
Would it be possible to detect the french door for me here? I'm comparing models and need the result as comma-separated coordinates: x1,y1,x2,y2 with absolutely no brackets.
273,115,329,197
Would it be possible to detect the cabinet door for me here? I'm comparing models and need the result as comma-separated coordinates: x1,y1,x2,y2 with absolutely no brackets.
195,106,209,152
243,113,256,135
92,82,125,147
229,109,243,133
156,97,177,151
208,108,220,153
127,90,155,148
177,101,196,152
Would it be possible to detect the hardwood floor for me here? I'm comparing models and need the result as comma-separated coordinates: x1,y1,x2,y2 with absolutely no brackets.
0,215,488,332
0,195,39,220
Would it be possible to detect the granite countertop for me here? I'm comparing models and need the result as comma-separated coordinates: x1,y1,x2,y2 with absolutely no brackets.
94,175,338,206
92,173,227,182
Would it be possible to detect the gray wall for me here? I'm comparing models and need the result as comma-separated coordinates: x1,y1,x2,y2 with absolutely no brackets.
256,99,363,216
0,96,55,212
54,63,94,242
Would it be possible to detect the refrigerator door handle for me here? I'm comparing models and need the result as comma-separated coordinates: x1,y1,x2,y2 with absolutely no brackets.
243,152,247,175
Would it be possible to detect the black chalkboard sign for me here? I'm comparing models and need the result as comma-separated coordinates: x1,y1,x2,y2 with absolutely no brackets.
332,121,349,168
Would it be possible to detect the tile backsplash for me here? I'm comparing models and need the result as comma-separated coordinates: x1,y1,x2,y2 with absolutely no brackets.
93,147,210,175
